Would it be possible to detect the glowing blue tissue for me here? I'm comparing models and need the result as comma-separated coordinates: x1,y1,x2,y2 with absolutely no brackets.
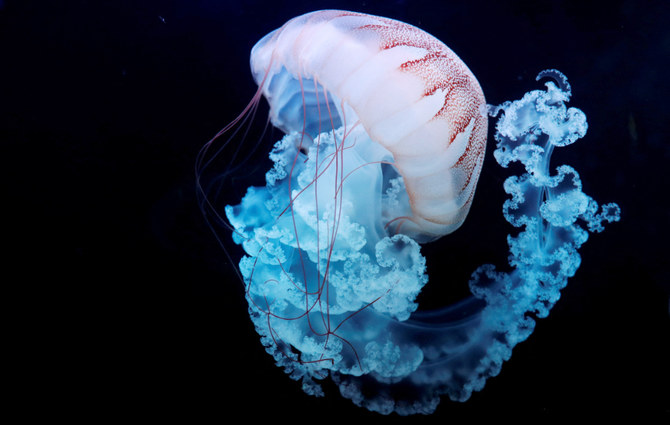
224,70,620,415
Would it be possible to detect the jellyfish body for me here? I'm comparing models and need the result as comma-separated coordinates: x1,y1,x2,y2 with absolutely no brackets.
199,10,620,416
250,10,487,242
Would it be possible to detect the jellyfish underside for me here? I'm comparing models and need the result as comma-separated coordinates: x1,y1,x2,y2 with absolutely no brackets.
201,12,620,416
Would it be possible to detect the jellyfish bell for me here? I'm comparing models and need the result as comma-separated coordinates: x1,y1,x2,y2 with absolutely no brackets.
197,10,620,416
248,10,488,242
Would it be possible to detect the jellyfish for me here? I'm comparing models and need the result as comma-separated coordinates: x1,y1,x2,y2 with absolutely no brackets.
196,10,620,415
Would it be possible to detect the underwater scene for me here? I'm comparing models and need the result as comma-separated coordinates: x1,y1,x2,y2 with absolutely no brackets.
3,0,668,421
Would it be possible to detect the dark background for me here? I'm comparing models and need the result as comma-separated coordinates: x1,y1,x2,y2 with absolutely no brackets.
2,0,668,420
